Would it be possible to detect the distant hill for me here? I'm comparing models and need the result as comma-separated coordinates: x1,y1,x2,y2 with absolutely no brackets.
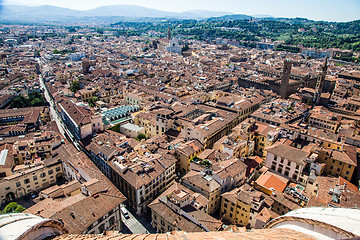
252,14,274,19
0,5,83,18
83,5,174,18
207,14,252,21
181,10,233,19
0,4,234,23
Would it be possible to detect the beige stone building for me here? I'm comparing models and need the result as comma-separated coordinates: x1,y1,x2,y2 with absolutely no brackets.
0,158,63,203
182,170,221,214
149,182,222,233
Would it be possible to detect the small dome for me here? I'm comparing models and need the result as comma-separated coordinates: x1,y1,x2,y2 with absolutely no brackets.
0,212,68,240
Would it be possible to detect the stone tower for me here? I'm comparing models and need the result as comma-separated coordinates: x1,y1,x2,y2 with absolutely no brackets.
167,25,171,40
313,57,328,105
280,60,292,99
82,58,90,74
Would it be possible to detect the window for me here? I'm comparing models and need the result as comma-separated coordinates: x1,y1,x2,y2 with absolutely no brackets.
5,187,10,191
33,176,38,181
168,226,172,231
24,178,30,184
40,173,46,178
161,220,165,226
48,170,53,175
109,216,115,227
87,224,93,232
98,224,105,233
224,203,228,208
16,182,21,187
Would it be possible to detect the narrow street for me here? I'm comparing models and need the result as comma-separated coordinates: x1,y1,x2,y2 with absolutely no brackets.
38,59,81,150
121,209,150,234
37,59,149,234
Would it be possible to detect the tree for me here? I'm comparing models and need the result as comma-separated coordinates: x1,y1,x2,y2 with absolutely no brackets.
10,96,29,108
30,98,44,106
135,133,146,141
2,202,26,213
70,80,80,93
182,43,190,52
87,97,98,107
108,124,120,133
10,91,47,108
96,28,104,34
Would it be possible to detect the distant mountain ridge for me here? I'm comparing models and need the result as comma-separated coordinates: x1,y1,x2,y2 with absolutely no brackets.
207,14,252,21
0,4,236,22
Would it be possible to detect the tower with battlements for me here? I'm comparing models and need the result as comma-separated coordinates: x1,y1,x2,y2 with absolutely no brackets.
280,60,292,99
313,57,328,105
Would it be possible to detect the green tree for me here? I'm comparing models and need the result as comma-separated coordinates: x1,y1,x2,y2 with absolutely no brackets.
87,97,98,107
70,80,80,93
10,91,47,108
30,98,43,106
96,28,104,34
135,133,146,141
2,202,26,213
182,43,190,52
10,96,29,108
108,124,120,133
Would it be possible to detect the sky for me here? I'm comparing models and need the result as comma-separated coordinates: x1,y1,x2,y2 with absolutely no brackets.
3,0,360,22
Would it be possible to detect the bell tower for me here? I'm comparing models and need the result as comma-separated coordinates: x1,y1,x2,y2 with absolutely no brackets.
167,25,171,40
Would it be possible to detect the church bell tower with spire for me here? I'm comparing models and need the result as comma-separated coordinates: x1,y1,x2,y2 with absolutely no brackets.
167,25,171,40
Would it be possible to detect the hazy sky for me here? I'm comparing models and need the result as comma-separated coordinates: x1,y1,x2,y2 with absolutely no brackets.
3,0,360,22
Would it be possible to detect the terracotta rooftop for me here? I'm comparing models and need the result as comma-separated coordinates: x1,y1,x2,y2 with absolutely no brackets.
53,228,315,240
256,171,289,193
266,144,309,166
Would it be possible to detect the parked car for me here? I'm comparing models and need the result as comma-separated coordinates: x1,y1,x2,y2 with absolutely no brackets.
121,206,130,219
